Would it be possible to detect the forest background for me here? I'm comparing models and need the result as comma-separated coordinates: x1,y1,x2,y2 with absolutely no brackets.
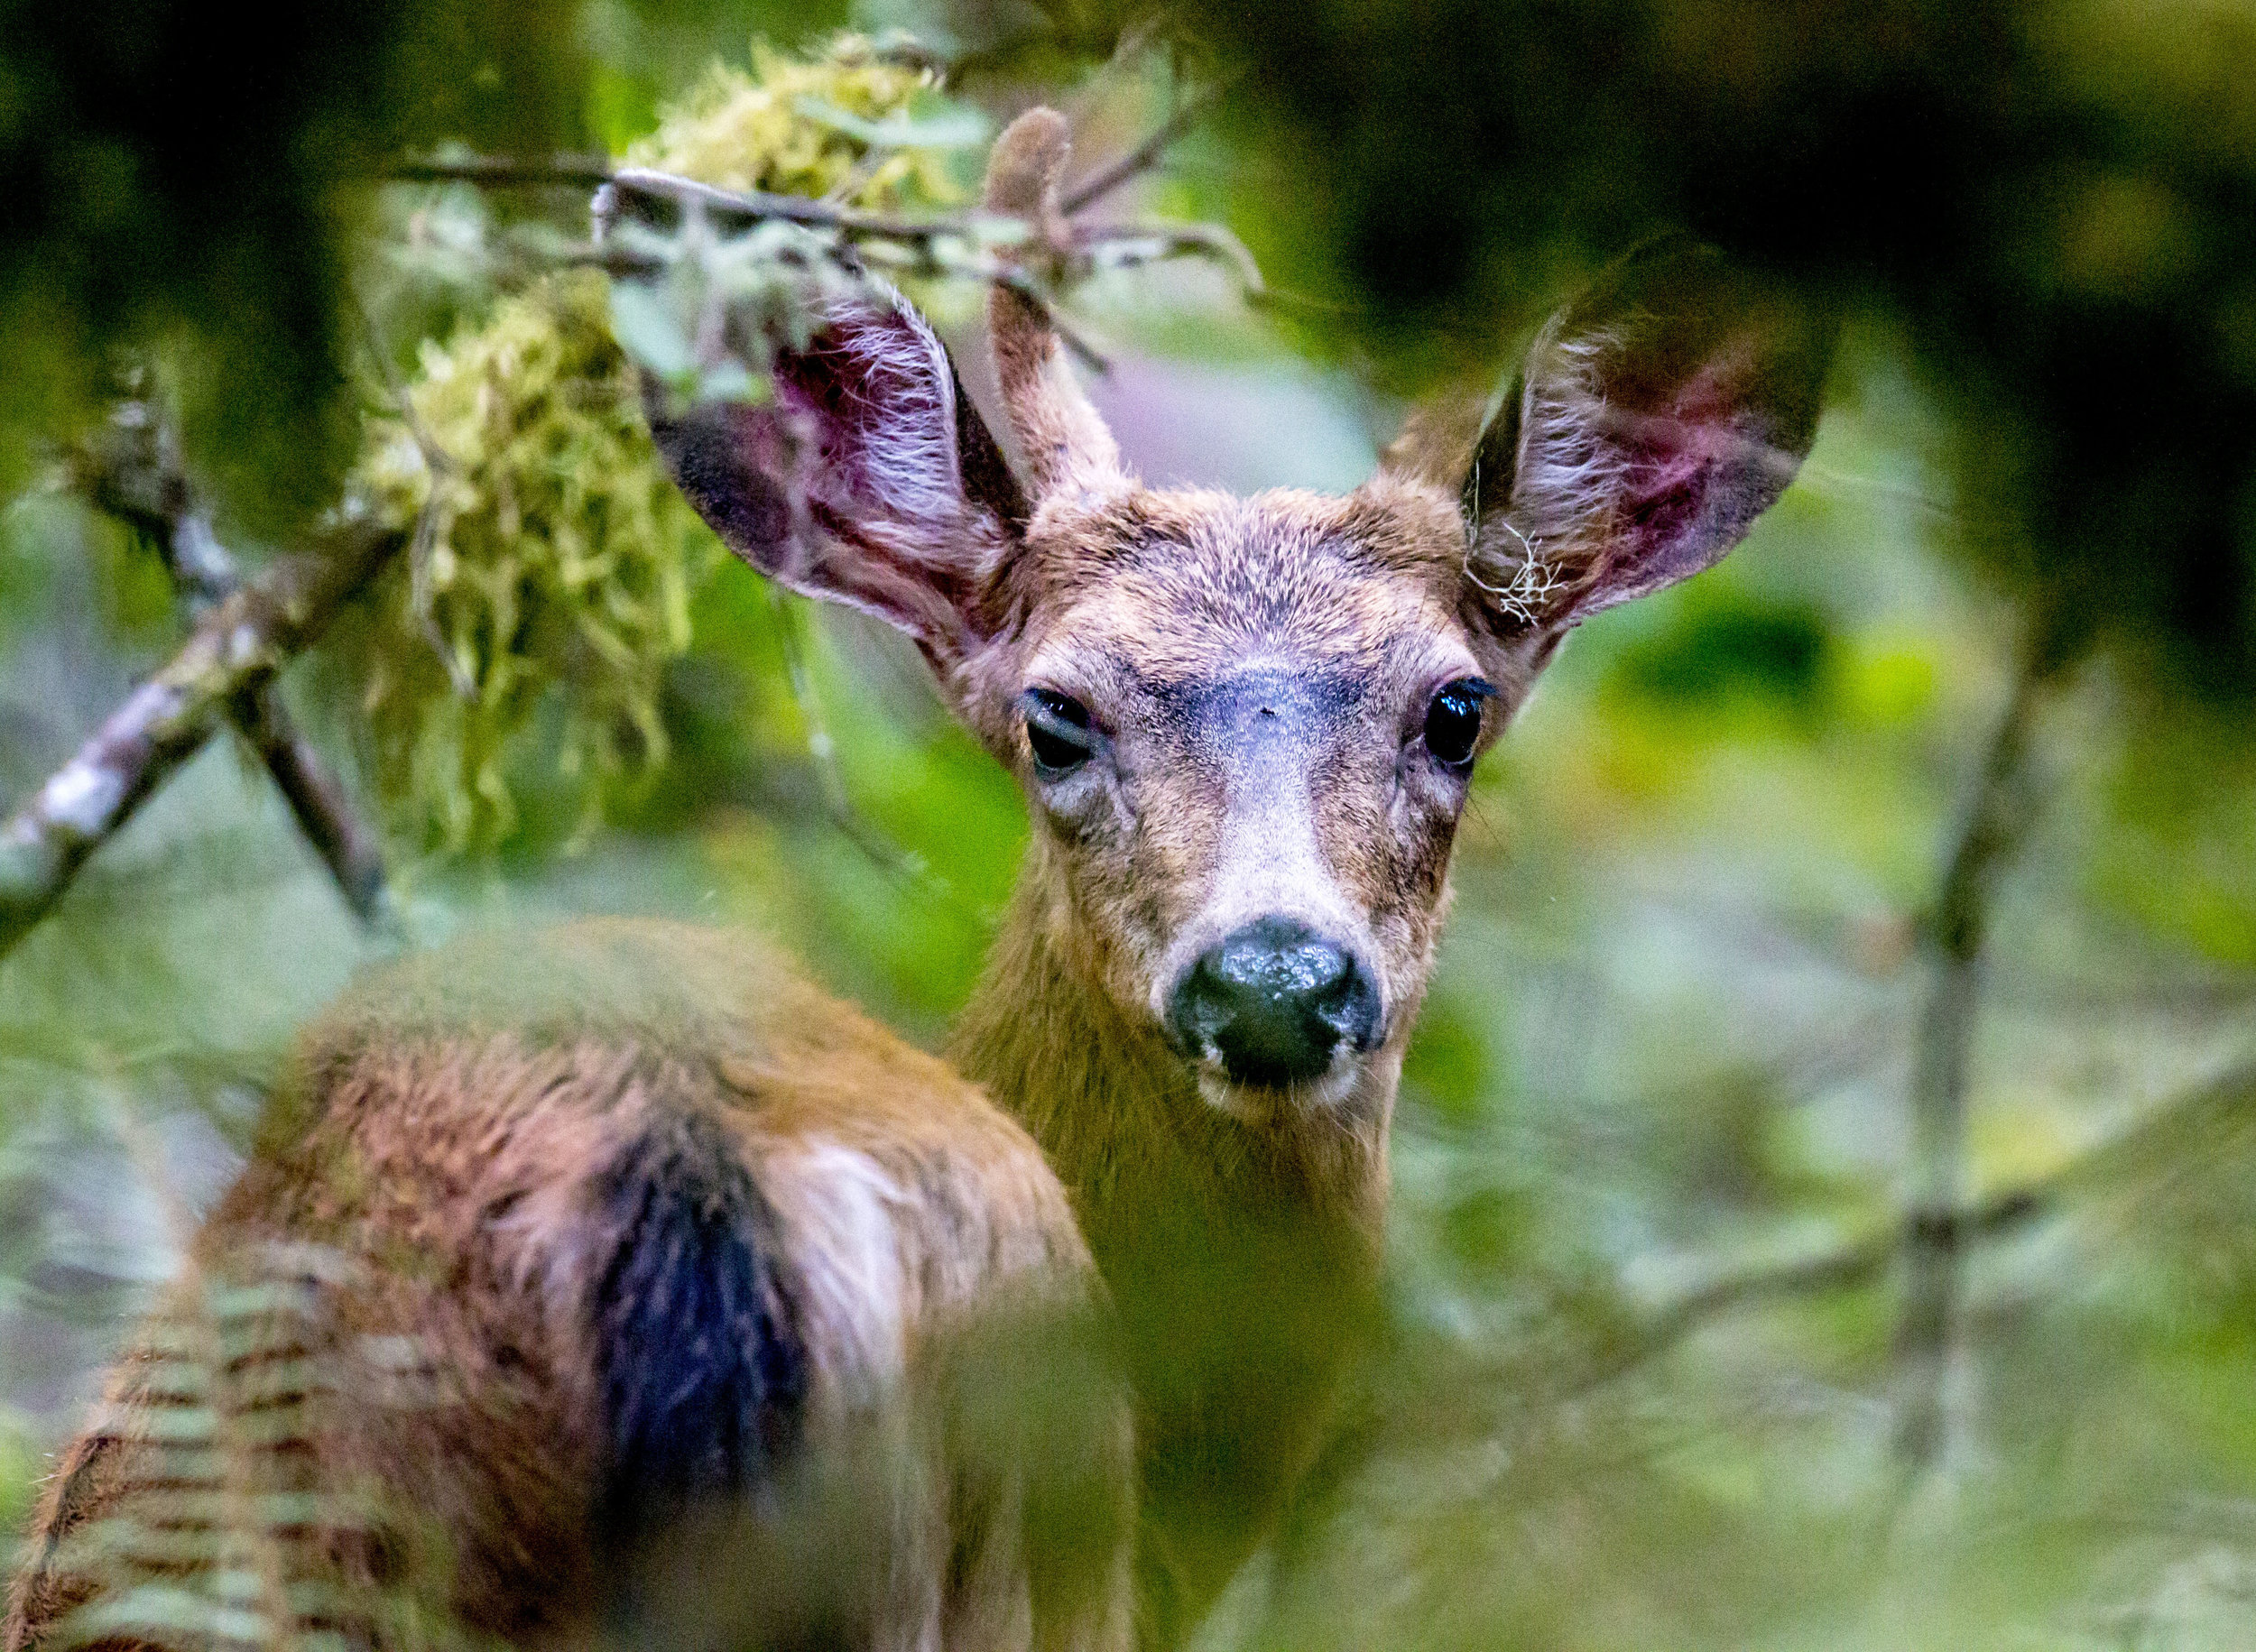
8,0,2256,1646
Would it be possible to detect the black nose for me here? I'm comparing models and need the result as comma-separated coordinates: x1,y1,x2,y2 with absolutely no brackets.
1165,917,1382,1088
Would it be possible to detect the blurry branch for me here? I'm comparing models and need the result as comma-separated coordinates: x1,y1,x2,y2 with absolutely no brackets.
69,405,396,929
1590,1046,2256,1391
1605,1185,2049,1389
1895,657,2048,1469
227,687,393,923
0,507,402,960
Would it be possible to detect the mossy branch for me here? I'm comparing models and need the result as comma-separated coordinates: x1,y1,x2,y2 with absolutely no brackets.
72,404,397,929
0,517,402,959
0,42,1267,901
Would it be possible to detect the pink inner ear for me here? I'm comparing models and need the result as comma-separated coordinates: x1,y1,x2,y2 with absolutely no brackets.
650,286,1025,665
1606,344,1788,598
776,331,889,512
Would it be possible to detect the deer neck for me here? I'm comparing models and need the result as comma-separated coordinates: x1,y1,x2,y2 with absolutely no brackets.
950,870,1394,1639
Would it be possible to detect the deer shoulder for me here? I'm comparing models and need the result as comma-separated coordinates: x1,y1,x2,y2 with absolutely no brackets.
7,917,1130,1652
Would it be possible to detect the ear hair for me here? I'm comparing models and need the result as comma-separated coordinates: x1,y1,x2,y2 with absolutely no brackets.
981,108,1125,506
645,279,1028,669
1465,318,1635,623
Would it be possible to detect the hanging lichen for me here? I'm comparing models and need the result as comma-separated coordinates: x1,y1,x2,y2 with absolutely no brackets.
345,35,973,856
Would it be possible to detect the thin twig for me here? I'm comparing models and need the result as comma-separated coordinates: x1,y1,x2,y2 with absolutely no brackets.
767,586,853,826
1073,217,1267,298
600,167,1262,307
1059,78,1227,217
606,167,1026,247
228,686,393,925
764,589,970,916
386,154,615,189
1894,655,2048,1470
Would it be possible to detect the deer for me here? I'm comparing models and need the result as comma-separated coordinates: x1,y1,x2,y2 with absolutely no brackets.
5,109,1828,1652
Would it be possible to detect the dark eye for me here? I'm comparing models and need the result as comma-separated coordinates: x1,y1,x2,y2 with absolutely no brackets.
1024,689,1097,778
1422,678,1495,770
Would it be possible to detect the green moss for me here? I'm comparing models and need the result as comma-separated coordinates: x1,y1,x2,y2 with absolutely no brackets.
345,36,966,855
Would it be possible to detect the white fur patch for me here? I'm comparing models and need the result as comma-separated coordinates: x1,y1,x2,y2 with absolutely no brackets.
773,1138,914,1405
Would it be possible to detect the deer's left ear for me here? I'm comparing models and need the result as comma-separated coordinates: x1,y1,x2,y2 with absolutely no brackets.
1446,240,1833,639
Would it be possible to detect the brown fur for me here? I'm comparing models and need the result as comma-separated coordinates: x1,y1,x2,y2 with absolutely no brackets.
9,116,1826,1652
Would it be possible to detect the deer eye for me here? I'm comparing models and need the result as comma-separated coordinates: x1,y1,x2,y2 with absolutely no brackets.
1422,678,1495,770
1023,689,1097,778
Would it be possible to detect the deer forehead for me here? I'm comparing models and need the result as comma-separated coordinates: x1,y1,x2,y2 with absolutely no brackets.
1016,485,1479,697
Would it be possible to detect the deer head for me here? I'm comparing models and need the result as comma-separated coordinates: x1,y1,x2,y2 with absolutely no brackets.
640,108,1830,1147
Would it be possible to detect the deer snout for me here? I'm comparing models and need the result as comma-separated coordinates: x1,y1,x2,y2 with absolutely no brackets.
1164,917,1382,1089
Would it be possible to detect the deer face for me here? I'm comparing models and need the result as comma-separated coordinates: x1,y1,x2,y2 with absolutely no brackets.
642,110,1828,1125
976,483,1487,1115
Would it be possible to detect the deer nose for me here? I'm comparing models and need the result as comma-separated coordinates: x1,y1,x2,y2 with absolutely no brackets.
1165,917,1382,1088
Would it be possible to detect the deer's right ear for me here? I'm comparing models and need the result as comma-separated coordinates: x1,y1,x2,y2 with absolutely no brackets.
645,285,1031,673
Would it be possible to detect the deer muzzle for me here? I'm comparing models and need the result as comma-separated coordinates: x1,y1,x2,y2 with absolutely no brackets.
1163,915,1382,1090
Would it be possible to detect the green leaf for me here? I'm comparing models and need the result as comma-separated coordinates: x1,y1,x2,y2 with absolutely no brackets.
693,359,765,405
790,92,990,152
606,282,695,381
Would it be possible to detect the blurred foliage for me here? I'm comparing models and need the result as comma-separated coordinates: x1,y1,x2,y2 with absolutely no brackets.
8,5,2256,1652
0,0,587,531
43,1242,477,1652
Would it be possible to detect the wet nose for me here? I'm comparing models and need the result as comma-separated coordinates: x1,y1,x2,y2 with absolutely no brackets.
1165,917,1382,1088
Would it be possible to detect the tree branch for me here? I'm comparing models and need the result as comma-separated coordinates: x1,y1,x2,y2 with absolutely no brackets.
596,167,1263,304
0,516,402,959
1631,1185,2048,1377
227,677,393,925
70,408,396,928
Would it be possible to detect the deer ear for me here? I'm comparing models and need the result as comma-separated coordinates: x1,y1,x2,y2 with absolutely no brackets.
1453,240,1832,637
644,283,1030,671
